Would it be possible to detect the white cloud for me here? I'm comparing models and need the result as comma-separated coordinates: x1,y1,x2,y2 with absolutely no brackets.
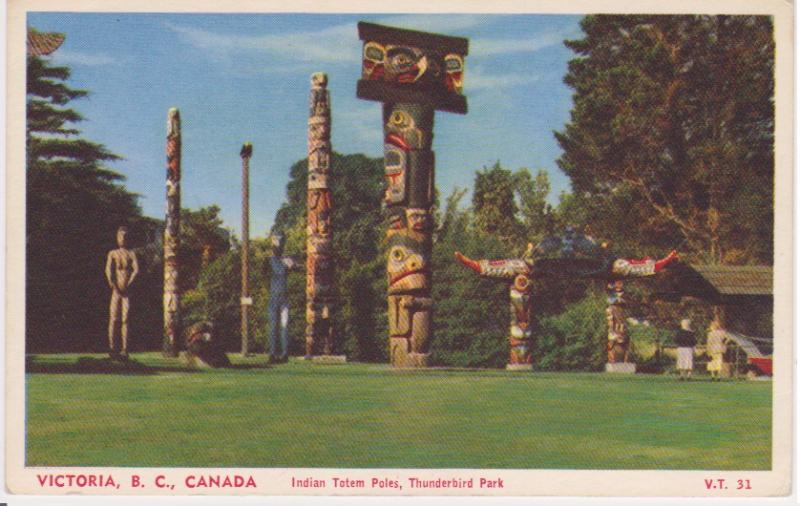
472,26,579,57
374,14,486,33
52,50,116,66
164,21,358,64
164,17,482,67
165,17,578,67
466,66,539,90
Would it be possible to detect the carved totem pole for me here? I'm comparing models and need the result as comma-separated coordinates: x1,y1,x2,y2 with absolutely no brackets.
603,251,678,371
605,280,628,364
455,229,678,370
454,246,535,369
163,108,181,357
306,73,336,358
357,22,468,367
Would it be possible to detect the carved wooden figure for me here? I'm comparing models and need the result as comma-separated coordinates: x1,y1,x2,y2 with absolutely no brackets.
604,251,678,364
163,107,181,357
105,226,138,359
455,231,678,369
357,22,468,367
605,281,628,363
454,248,534,368
306,72,336,357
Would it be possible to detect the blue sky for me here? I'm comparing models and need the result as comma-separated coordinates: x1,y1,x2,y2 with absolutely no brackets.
29,13,582,238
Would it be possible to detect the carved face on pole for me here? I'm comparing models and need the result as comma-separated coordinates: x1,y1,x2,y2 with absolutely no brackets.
362,42,386,80
387,235,428,294
444,53,464,93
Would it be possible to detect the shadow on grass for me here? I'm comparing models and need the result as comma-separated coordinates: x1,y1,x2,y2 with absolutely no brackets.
25,356,199,375
225,363,272,370
25,355,274,375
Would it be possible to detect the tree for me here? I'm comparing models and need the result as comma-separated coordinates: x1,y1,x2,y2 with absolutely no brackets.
555,15,774,264
179,205,230,289
472,162,554,252
26,45,148,351
431,188,512,367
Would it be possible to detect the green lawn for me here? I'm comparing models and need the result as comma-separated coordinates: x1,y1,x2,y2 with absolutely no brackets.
25,353,771,470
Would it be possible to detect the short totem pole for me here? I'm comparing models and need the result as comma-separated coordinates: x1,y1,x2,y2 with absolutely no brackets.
603,252,678,373
306,73,341,362
455,246,535,370
163,107,181,357
356,22,468,367
455,230,678,370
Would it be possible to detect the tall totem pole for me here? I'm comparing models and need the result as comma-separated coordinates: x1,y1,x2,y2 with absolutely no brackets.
306,72,336,358
357,22,468,367
163,107,181,357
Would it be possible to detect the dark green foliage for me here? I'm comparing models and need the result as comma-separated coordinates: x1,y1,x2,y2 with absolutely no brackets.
26,53,148,352
533,290,608,371
555,15,775,264
628,323,673,374
182,237,267,352
178,205,230,290
430,190,511,368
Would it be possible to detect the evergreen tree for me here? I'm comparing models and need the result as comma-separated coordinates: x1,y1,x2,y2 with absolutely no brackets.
26,45,146,351
555,15,774,264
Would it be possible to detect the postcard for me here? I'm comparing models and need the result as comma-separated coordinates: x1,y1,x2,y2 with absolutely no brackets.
5,0,793,500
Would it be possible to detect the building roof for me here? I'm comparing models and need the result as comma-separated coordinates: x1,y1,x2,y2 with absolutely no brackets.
690,264,773,296
653,263,773,302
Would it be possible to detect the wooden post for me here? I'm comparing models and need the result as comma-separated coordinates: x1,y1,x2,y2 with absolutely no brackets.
240,142,253,356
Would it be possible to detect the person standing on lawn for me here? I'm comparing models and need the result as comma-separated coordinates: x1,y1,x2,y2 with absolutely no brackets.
674,318,696,380
706,318,729,381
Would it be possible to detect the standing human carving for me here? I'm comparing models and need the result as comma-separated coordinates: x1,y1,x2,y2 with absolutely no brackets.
268,234,298,363
105,226,138,360
605,280,629,363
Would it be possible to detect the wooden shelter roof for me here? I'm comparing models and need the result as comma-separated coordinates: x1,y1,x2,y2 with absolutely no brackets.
653,263,773,302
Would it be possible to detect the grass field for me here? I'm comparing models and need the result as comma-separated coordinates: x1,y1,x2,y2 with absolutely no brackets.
25,353,771,470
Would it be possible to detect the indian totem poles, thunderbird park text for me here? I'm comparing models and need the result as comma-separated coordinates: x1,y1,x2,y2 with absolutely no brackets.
306,73,336,358
163,107,181,357
357,22,468,367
